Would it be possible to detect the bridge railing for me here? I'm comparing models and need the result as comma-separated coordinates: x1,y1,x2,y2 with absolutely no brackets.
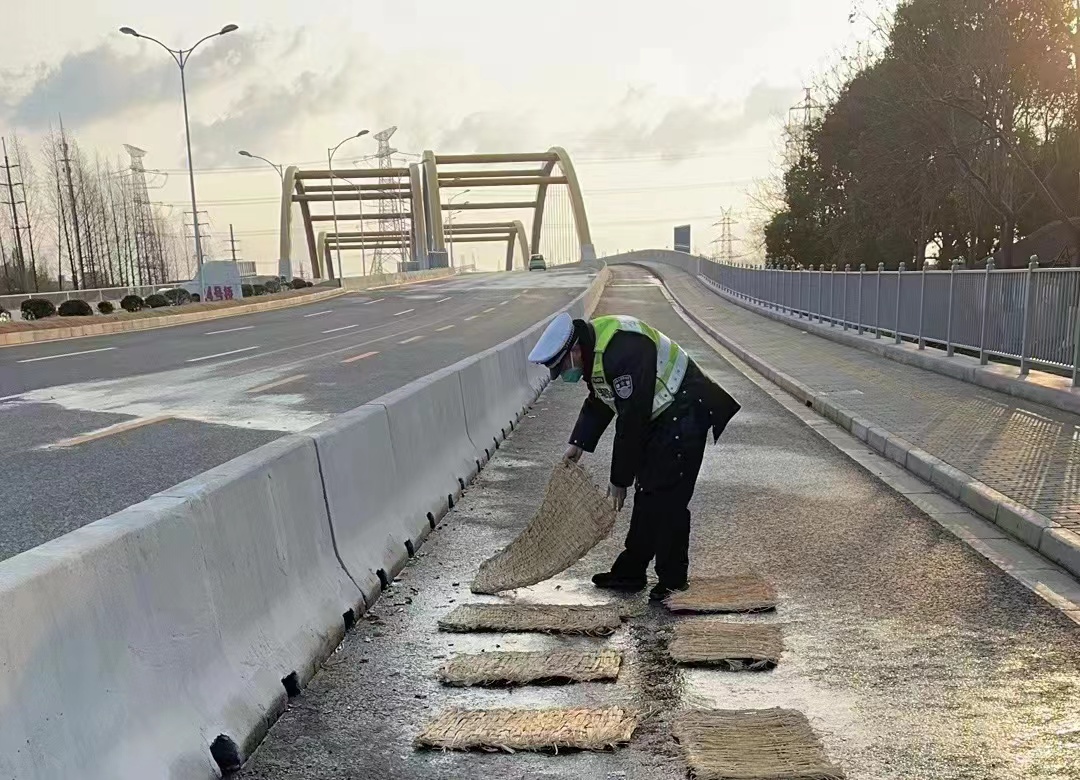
699,259,1080,385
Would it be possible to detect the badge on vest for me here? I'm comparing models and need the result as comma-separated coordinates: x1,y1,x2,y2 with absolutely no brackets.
613,374,634,399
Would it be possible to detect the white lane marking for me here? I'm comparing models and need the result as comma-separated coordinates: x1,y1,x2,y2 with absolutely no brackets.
186,346,259,363
341,350,379,364
40,415,173,449
303,310,333,318
205,325,254,336
362,298,382,305
498,300,510,306
483,307,496,313
399,335,423,344
464,315,479,322
436,296,452,303
247,374,307,393
394,309,415,316
17,347,116,364
435,325,455,332
323,323,360,334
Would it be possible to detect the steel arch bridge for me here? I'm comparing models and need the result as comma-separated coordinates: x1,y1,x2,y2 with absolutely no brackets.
277,147,594,279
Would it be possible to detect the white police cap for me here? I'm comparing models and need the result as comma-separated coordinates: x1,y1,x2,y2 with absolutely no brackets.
528,312,576,377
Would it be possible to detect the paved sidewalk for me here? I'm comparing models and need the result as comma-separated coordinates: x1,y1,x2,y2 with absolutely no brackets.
648,263,1080,531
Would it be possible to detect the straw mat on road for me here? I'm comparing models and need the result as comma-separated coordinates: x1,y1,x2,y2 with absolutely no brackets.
673,709,845,780
416,706,638,753
438,603,623,636
668,620,783,670
665,576,778,614
439,648,622,687
471,461,615,594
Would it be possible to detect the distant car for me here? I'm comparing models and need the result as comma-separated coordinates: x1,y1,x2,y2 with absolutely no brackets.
528,254,547,271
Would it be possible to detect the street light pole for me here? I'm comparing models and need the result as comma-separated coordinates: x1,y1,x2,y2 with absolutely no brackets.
327,131,369,280
238,149,284,181
120,24,238,300
447,189,470,269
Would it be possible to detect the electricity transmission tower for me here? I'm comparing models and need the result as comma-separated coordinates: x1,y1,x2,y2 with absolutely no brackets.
372,126,407,275
124,145,164,284
713,208,737,263
784,88,825,166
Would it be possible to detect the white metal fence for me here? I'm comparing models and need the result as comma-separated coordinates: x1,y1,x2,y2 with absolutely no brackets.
697,259,1080,386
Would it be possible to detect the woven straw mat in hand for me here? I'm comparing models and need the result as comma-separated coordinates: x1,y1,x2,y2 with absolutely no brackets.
471,460,616,594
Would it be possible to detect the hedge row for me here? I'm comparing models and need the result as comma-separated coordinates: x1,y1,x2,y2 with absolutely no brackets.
14,280,315,321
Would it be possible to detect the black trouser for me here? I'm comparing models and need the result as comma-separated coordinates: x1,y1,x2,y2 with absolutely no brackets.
609,389,712,587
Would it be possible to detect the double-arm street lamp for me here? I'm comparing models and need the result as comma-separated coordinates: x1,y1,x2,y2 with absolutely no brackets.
119,23,238,297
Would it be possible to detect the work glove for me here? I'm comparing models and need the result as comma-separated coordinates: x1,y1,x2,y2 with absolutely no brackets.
607,484,626,512
563,445,584,464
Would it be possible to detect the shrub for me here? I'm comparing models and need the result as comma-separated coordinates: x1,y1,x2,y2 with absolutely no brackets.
161,288,191,306
0,305,9,322
190,293,201,303
21,298,57,320
264,277,282,294
291,277,307,290
242,284,254,298
120,294,144,313
252,284,267,296
58,299,94,317
305,281,314,287
97,301,115,315
144,293,169,309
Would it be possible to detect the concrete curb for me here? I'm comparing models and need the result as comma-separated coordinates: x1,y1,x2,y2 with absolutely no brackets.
0,286,349,347
636,262,1080,583
694,273,1080,417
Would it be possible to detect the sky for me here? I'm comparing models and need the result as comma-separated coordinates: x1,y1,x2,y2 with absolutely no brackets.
0,0,888,275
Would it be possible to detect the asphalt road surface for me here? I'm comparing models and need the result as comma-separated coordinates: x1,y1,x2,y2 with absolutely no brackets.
0,268,593,560
237,265,1080,780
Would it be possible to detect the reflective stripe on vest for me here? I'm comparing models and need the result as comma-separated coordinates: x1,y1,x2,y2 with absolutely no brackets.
590,315,690,419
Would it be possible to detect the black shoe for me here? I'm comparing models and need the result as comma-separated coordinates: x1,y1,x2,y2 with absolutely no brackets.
591,571,646,592
649,582,689,601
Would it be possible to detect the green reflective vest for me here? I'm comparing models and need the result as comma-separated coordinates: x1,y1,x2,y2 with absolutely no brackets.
590,315,690,419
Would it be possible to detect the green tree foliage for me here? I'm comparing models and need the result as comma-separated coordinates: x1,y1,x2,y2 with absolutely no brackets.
767,0,1079,268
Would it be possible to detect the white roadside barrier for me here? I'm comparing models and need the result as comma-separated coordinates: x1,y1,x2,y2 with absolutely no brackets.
0,265,610,779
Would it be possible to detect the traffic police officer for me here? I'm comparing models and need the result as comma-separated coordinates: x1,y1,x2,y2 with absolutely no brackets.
529,312,740,600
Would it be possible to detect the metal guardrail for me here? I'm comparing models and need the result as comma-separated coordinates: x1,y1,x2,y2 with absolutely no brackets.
699,259,1080,386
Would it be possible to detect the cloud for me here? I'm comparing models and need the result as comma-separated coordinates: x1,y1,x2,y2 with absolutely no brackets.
1,35,260,129
435,112,538,154
585,82,799,159
188,59,361,165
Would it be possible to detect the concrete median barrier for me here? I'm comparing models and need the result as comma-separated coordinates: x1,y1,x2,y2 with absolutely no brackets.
0,436,361,780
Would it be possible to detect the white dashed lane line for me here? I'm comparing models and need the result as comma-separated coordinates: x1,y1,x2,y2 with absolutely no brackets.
205,325,254,336
323,324,360,334
464,315,479,321
17,347,116,364
341,351,379,364
436,296,452,303
303,310,334,318
435,325,455,332
399,336,423,344
186,345,260,363
483,307,496,314
394,309,415,317
362,299,382,305
248,374,307,394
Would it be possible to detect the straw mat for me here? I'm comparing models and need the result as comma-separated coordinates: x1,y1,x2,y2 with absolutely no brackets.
668,620,783,671
438,603,623,636
673,709,845,780
664,576,778,614
438,648,622,687
416,706,639,753
471,461,615,594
